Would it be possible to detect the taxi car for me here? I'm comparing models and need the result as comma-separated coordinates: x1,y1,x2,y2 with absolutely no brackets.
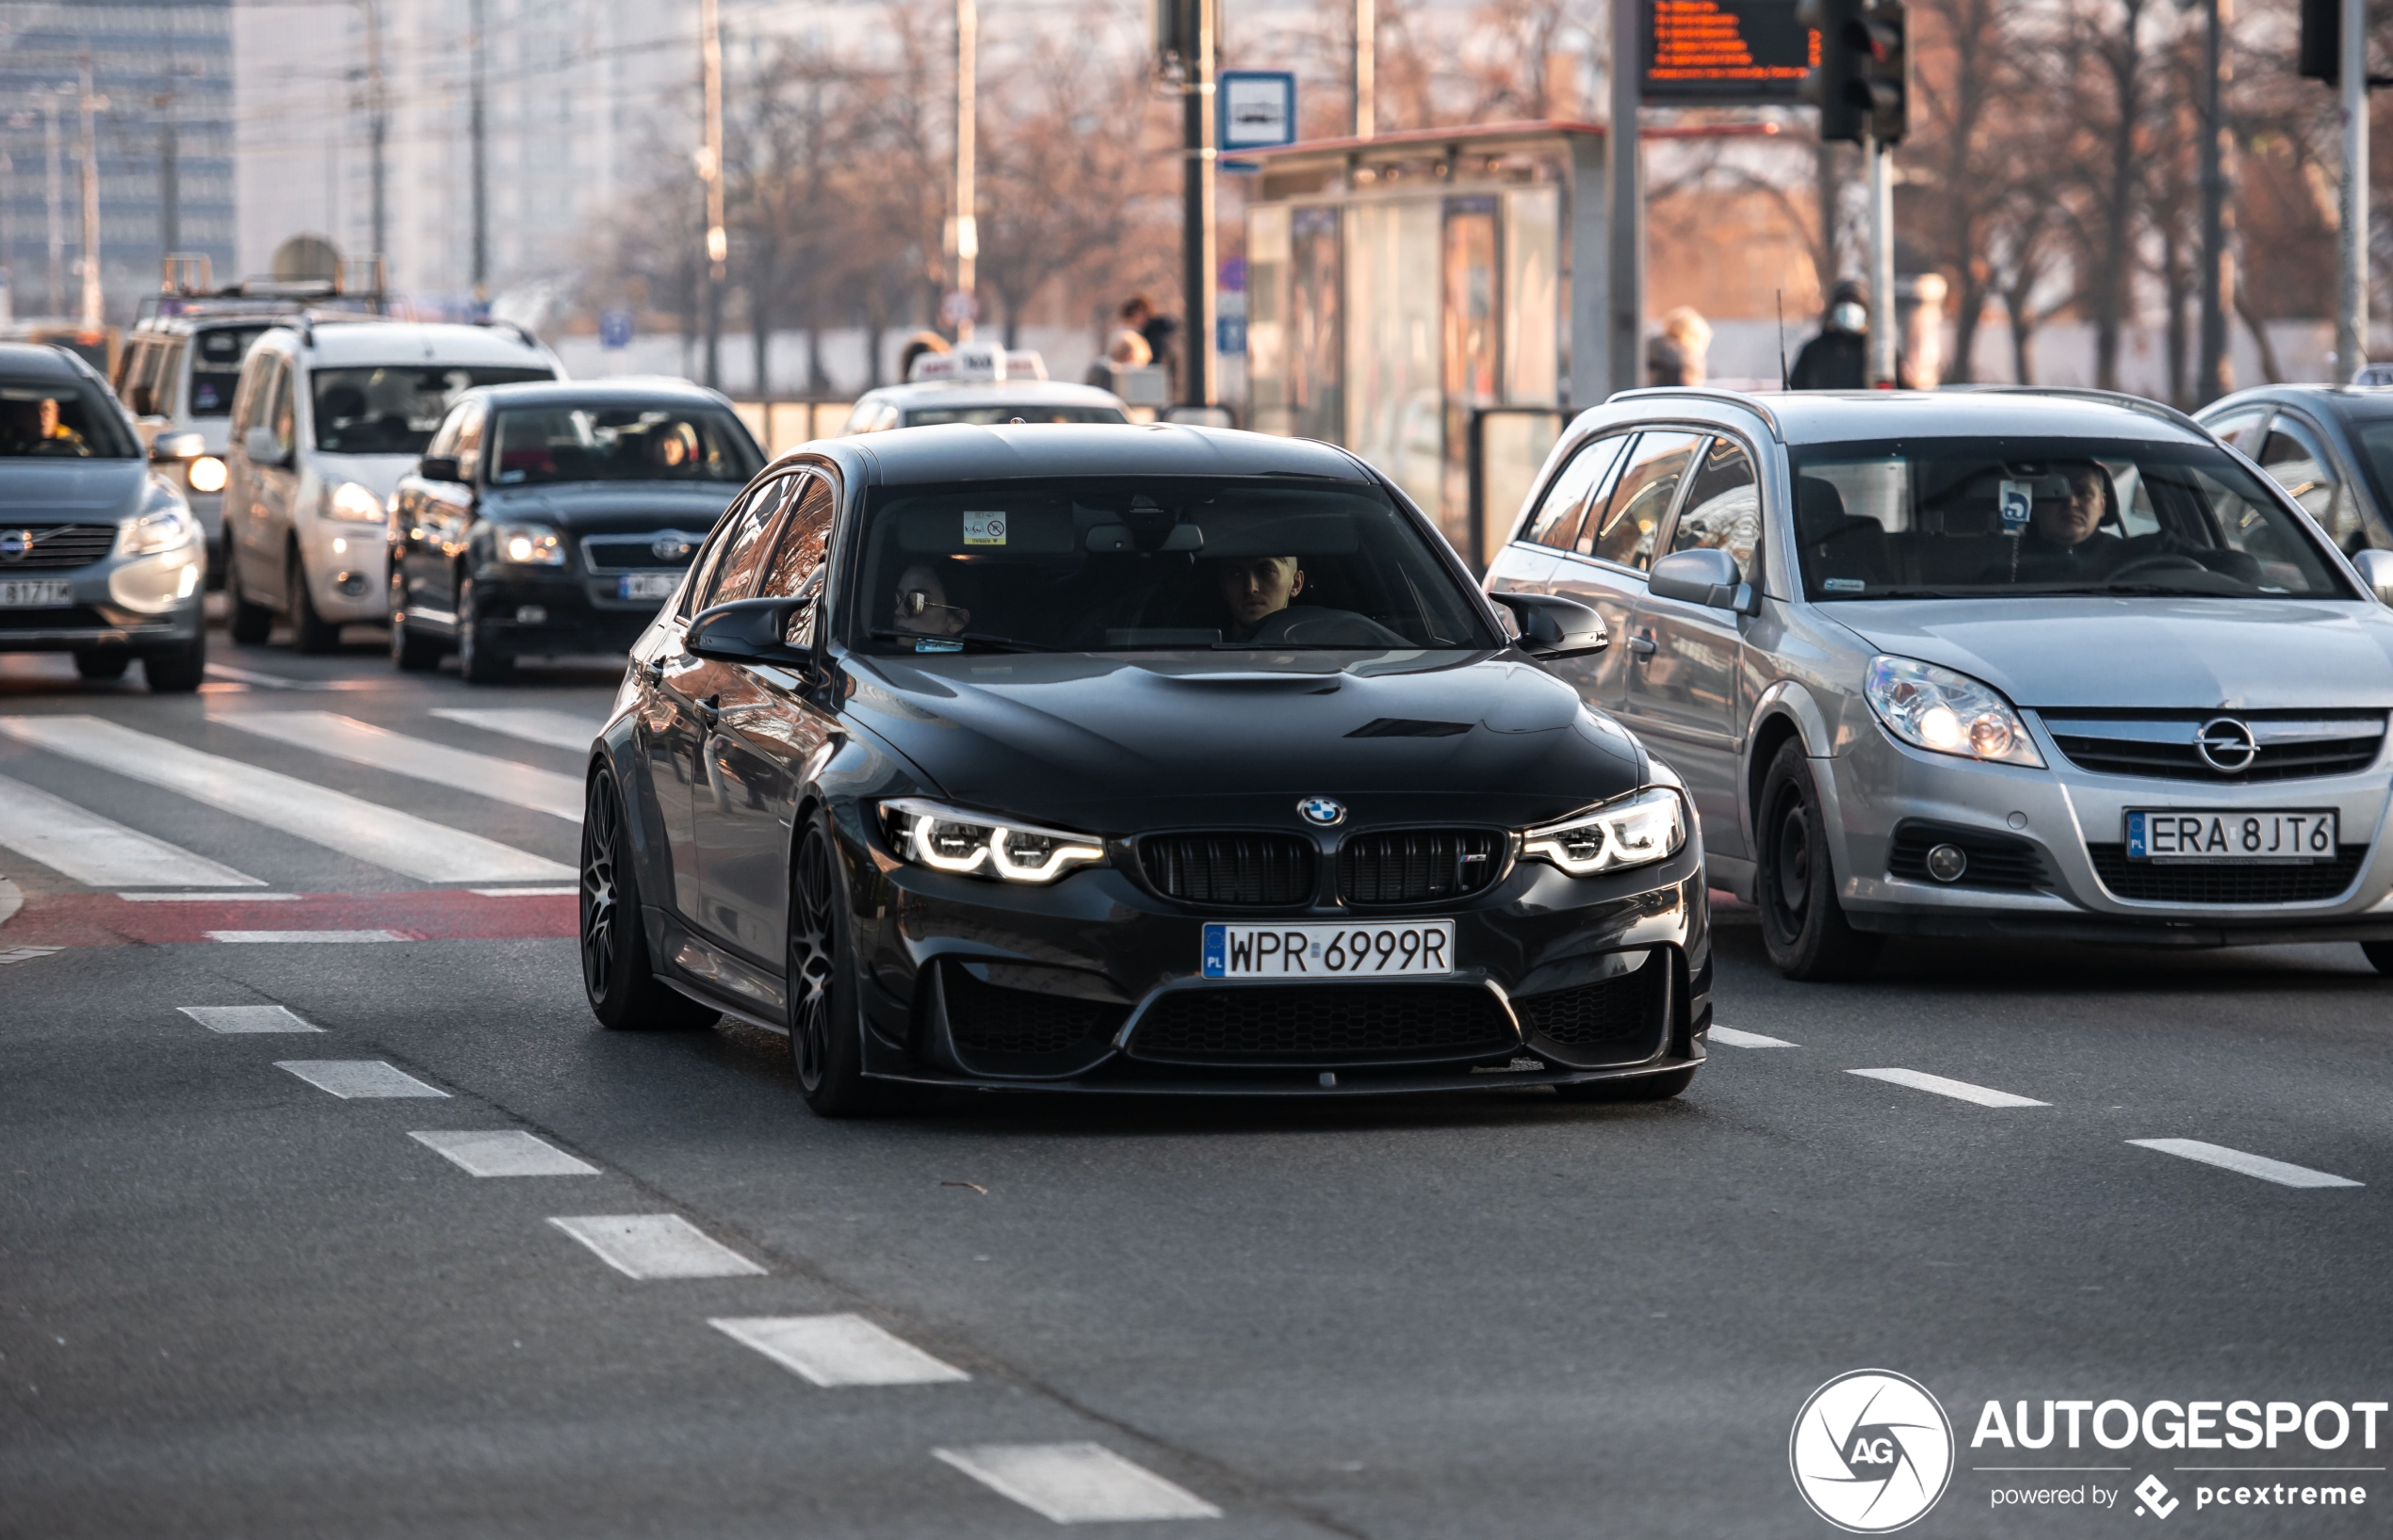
839,344,1129,434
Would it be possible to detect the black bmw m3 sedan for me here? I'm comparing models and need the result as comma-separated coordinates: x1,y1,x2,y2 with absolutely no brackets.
580,423,1713,1114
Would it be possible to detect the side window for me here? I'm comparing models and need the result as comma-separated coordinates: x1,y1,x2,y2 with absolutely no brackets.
1584,430,1702,571
2205,408,2267,452
1521,433,1630,549
1667,436,1761,575
153,340,185,417
424,402,466,461
842,397,882,435
2259,418,2365,552
694,478,790,609
451,402,488,482
758,475,836,598
231,353,273,436
119,340,156,411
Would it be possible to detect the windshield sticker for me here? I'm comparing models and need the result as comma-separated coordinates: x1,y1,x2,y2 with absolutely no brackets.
963,512,1008,545
914,637,964,653
1823,577,1865,592
1998,479,2033,533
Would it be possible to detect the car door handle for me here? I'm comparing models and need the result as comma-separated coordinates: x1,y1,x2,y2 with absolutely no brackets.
1627,635,1658,660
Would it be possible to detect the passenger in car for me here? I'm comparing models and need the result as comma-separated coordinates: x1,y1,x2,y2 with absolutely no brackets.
893,563,971,637
1215,554,1307,640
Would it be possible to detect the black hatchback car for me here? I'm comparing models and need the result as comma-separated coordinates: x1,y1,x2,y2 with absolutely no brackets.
580,424,1712,1113
387,379,764,680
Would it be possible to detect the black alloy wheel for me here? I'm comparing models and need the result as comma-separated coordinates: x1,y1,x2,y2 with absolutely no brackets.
73,648,130,681
143,630,206,693
787,812,886,1116
226,549,272,644
388,572,442,672
457,575,511,684
580,766,717,1030
285,548,340,654
1554,1066,1698,1103
1756,740,1882,981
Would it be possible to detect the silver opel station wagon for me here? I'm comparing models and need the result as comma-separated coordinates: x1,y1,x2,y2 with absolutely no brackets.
1487,387,2393,981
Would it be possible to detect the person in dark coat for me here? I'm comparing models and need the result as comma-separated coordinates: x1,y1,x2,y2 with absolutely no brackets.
1789,281,1870,390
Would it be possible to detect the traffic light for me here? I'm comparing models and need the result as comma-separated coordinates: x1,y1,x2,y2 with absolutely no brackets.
1799,0,1909,145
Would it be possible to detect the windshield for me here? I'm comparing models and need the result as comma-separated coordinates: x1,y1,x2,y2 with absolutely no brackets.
1788,436,2349,600
851,477,1495,654
0,379,138,458
187,325,273,415
488,403,761,485
313,365,553,455
2345,418,2393,539
902,404,1129,427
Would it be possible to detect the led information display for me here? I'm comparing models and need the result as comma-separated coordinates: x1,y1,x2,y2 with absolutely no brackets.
1642,0,1815,103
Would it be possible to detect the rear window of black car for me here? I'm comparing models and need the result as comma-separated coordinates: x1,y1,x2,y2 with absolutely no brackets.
850,477,1497,654
0,378,138,458
487,403,761,485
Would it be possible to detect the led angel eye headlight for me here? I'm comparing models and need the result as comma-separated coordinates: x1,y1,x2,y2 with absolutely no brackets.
880,799,1107,884
1522,786,1686,876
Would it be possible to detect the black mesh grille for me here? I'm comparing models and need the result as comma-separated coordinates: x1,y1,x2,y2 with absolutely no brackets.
2047,715,2385,783
2086,844,2368,903
580,533,704,571
943,965,1126,1060
1887,821,2050,891
1130,984,1515,1062
1140,833,1315,907
0,525,116,569
1515,969,1657,1046
1337,829,1506,905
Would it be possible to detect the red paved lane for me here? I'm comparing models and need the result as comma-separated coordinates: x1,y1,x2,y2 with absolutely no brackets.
0,889,579,948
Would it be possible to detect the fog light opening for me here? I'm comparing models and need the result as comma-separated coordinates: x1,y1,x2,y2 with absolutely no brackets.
515,604,548,624
334,572,367,596
1925,843,1968,883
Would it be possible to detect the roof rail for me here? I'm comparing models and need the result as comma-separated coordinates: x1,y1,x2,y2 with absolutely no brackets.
1605,385,1782,436
1937,383,2206,435
477,316,540,349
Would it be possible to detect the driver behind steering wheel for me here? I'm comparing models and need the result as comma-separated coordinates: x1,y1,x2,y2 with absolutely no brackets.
1216,554,1306,641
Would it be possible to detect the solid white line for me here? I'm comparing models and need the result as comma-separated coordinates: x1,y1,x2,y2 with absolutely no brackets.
431,706,606,753
469,885,578,897
0,946,62,965
1849,1067,2048,1109
0,771,265,889
546,1215,767,1279
276,1060,448,1098
711,1315,970,1387
0,716,573,883
1709,1025,1799,1048
934,1444,1221,1524
2128,1139,2363,1190
213,710,584,819
120,891,302,901
207,929,407,944
180,1005,322,1034
410,1129,598,1176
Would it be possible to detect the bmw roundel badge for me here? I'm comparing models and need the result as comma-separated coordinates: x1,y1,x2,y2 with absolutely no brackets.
1298,796,1346,827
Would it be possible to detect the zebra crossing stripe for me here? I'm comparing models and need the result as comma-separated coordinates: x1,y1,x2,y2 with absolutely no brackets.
0,770,265,889
214,710,583,819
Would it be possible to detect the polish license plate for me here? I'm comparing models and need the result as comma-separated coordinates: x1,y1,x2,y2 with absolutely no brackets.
1201,920,1455,979
618,572,678,601
0,579,73,608
2125,808,2339,862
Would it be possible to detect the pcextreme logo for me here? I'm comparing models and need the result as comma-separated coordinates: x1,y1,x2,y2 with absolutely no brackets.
1790,1370,1957,1532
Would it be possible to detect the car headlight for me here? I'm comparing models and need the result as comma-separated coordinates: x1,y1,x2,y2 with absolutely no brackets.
120,505,199,557
880,798,1107,883
1864,655,2044,767
186,455,227,493
323,479,386,522
1522,786,1686,876
493,522,566,566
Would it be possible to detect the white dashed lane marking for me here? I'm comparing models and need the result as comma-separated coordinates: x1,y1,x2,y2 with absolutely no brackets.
2128,1139,2364,1190
711,1314,970,1387
469,885,578,897
180,1005,322,1034
121,891,301,901
276,1061,449,1098
934,1443,1221,1524
1709,1025,1799,1047
547,1215,768,1279
0,715,571,883
431,706,605,753
206,930,410,944
1849,1067,2048,1109
213,711,584,819
0,770,265,889
411,1130,599,1176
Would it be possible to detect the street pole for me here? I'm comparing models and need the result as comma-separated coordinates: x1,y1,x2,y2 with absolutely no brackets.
954,0,976,342
2195,0,2231,403
1180,0,1216,406
156,92,178,257
699,0,725,387
77,57,104,330
1353,0,1375,138
364,0,386,264
469,0,488,309
43,97,64,316
2336,0,2368,383
1606,0,1643,397
1865,130,1895,385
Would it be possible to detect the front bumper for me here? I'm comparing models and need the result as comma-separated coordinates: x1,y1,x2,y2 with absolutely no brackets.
0,547,206,655
468,563,675,657
1825,715,2393,945
840,831,1713,1095
301,520,391,623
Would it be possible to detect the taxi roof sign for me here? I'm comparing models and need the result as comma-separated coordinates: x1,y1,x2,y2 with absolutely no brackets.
907,342,1049,384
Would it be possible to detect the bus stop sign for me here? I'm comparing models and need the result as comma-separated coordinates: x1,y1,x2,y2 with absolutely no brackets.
1642,0,1814,104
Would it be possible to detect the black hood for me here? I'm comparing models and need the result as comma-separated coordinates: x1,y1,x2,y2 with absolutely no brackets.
0,459,150,523
478,479,740,533
838,650,1646,833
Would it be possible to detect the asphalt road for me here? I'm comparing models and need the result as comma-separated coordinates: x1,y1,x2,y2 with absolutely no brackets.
5,620,2392,1539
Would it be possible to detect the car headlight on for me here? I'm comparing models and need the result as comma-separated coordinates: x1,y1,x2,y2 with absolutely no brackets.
494,522,566,566
323,479,386,522
1864,655,2044,768
880,798,1108,883
119,505,199,557
1522,786,1686,876
186,455,227,493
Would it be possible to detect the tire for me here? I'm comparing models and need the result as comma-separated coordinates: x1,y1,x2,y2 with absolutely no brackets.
1755,739,1883,981
2363,941,2393,978
73,647,130,681
580,766,718,1031
388,571,443,672
457,575,512,684
286,548,340,654
1554,1066,1698,1103
788,811,889,1117
144,631,206,693
226,551,273,644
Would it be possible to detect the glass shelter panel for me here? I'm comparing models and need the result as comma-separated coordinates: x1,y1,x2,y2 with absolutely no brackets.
1345,199,1444,522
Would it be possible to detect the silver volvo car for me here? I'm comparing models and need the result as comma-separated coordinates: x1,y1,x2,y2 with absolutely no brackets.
1487,388,2393,981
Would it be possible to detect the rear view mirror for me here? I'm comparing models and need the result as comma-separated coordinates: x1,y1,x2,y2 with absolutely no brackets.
241,426,288,467
1491,592,1607,659
1085,523,1204,554
2352,547,2393,607
1648,547,1756,613
687,594,818,667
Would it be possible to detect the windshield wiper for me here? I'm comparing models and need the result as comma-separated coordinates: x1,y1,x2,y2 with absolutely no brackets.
868,629,1053,654
1837,586,1984,598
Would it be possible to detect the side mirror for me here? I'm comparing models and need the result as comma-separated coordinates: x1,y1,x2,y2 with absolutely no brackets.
150,430,205,463
417,455,463,483
241,426,288,467
686,594,818,667
1648,546,1756,613
2352,547,2393,607
1491,592,1608,658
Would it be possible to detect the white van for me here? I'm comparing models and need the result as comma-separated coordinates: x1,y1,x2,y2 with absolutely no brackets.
219,319,561,651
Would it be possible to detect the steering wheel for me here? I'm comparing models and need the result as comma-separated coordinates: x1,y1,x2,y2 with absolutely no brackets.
1245,606,1410,647
2106,553,2210,582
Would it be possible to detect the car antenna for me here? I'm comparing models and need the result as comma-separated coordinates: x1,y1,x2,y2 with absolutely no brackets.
1776,290,1790,392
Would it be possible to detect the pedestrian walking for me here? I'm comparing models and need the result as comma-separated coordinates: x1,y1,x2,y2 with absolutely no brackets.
1789,282,1870,390
1648,306,1713,386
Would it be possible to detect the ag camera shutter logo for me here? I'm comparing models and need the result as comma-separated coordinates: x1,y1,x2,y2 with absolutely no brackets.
1790,1369,1956,1532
